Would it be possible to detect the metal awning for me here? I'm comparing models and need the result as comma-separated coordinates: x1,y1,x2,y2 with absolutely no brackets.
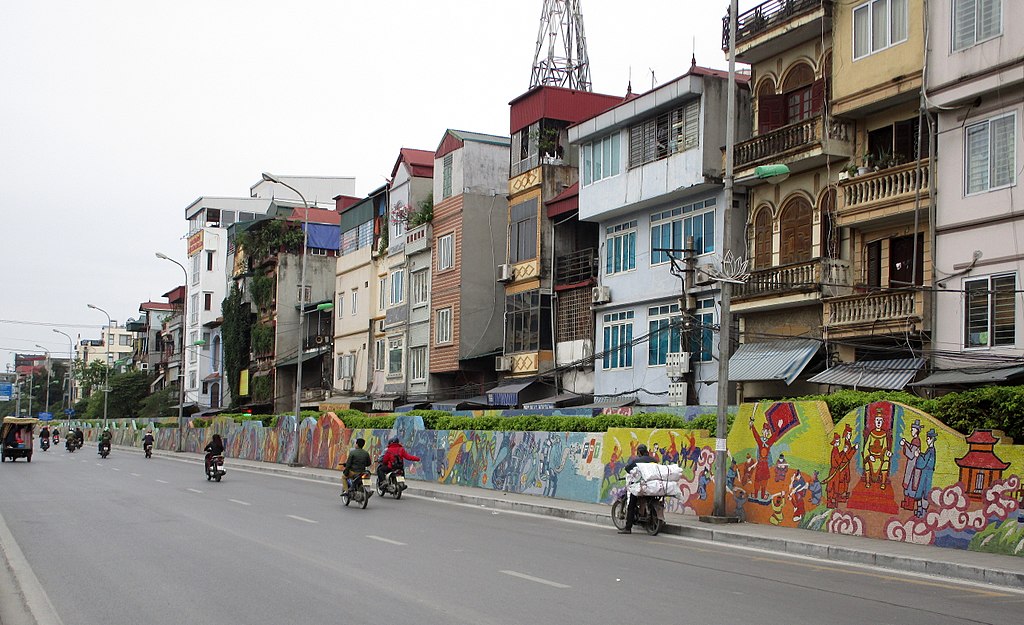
275,346,331,368
371,396,400,412
395,402,431,412
808,358,925,390
726,339,820,385
486,379,546,407
432,396,489,411
522,393,588,410
910,364,1024,387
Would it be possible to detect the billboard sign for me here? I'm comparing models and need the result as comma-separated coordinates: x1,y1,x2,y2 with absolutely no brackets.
188,231,204,257
0,383,12,401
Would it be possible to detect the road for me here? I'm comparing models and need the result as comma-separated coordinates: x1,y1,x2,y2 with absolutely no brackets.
1,448,1021,625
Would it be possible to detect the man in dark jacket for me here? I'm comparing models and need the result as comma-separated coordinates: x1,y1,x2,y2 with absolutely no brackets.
619,444,657,534
342,438,372,494
378,437,420,485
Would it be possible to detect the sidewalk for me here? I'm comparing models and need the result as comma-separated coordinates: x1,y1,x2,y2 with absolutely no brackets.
143,446,1024,590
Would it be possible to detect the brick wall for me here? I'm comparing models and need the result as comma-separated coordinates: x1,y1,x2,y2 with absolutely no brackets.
430,195,463,373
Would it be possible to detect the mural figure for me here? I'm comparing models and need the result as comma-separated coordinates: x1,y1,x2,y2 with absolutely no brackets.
769,494,786,525
899,419,923,510
726,459,738,490
910,429,938,518
697,468,711,500
774,453,789,482
750,417,774,500
790,470,808,522
863,406,894,489
539,433,569,498
733,488,748,522
808,470,822,506
740,453,756,485
602,441,625,491
663,432,680,465
824,427,858,508
684,432,699,470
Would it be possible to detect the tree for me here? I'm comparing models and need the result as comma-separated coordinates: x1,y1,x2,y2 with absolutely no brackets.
107,370,151,419
140,384,178,419
73,360,112,399
221,284,251,409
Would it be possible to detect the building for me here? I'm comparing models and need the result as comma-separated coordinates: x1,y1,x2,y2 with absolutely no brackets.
570,64,751,405
71,322,135,402
127,299,177,376
155,286,186,397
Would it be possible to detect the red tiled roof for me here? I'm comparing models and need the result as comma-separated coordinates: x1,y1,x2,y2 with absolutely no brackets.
964,430,1000,445
139,301,175,312
391,148,435,179
333,195,361,211
287,207,340,225
955,450,1011,470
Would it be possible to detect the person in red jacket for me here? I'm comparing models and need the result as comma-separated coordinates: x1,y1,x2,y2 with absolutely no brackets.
378,436,420,484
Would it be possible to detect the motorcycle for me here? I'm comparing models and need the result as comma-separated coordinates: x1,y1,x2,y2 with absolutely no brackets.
376,460,408,499
98,441,111,459
206,455,226,482
341,472,373,509
610,477,665,536
66,436,78,453
144,443,153,458
40,438,50,452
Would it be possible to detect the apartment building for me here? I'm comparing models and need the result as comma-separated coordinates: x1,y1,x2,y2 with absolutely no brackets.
570,64,751,405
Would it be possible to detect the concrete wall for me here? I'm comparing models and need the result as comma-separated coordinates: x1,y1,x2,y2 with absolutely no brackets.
459,193,507,359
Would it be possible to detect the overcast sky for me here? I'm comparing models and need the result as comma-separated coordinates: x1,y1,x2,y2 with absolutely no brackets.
0,0,749,368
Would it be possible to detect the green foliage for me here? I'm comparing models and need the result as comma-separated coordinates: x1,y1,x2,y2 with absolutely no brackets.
106,370,152,418
928,386,1024,442
409,195,434,227
221,284,251,408
686,413,735,437
407,410,452,429
250,274,274,308
73,360,112,399
140,385,178,419
251,375,272,403
783,390,938,425
236,219,304,261
251,323,274,355
377,216,388,256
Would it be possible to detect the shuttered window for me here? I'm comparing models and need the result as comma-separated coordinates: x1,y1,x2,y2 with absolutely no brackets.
753,209,773,269
628,100,700,168
965,274,1016,348
953,0,1002,51
966,113,1016,195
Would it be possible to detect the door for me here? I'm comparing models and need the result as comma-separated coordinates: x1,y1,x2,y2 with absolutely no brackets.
889,234,923,286
779,198,812,265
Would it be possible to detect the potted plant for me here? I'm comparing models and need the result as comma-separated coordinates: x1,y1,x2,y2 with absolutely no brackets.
858,152,873,175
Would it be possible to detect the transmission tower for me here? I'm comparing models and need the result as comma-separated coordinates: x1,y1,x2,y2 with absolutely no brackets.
529,0,592,91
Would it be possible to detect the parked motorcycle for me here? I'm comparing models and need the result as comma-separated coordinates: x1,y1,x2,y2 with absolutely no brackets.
342,472,373,509
206,455,226,482
98,441,111,459
610,477,665,536
376,461,408,499
144,443,153,458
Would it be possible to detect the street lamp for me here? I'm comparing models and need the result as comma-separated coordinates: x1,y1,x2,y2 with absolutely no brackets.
34,345,52,417
53,329,73,427
156,251,188,453
261,172,312,467
86,303,112,428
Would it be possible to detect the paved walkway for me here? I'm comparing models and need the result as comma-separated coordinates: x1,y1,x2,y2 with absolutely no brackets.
143,446,1024,590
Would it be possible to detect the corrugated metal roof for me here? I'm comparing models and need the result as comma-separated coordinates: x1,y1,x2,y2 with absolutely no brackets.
546,182,579,218
509,85,627,135
391,148,435,179
727,339,820,385
807,358,925,390
910,365,1024,387
447,129,511,146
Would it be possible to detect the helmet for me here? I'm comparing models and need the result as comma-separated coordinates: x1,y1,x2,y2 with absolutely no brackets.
388,436,400,445
636,444,649,456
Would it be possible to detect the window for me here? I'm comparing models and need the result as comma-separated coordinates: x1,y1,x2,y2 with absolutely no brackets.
648,304,682,366
628,100,700,168
504,290,553,353
351,289,358,315
692,299,715,362
581,133,621,186
390,269,405,305
374,338,386,371
437,233,455,270
602,310,634,369
508,199,538,263
779,198,813,265
189,371,197,389
119,334,132,346
190,293,199,325
189,331,198,364
341,221,374,255
650,198,717,264
296,285,311,304
204,292,212,311
853,0,908,60
388,337,403,376
867,116,929,167
410,347,427,381
442,154,453,199
953,0,1002,51
239,212,255,222
965,113,1016,195
201,332,210,351
337,292,345,319
191,254,201,285
412,270,429,306
435,307,452,344
378,277,387,311
391,205,406,240
212,336,221,371
605,221,637,275
221,211,235,226
965,274,1015,348
337,353,355,379
310,248,327,256
206,251,215,271
753,209,773,269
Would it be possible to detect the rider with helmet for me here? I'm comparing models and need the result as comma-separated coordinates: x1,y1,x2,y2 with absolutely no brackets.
378,436,420,485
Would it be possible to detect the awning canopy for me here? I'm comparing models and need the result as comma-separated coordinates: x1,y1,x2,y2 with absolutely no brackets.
486,379,546,407
727,339,820,385
808,358,925,390
910,364,1024,387
432,396,489,411
371,396,400,412
522,393,588,410
395,402,431,412
275,346,331,368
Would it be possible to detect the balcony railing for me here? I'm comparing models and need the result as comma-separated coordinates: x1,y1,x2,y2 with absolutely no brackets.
303,333,332,351
404,223,432,254
556,248,598,285
734,258,850,300
723,0,829,50
735,116,852,170
825,290,922,326
301,388,327,402
839,161,929,214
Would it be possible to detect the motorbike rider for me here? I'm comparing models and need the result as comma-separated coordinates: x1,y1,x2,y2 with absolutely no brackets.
142,429,155,451
341,438,371,494
52,429,59,444
204,434,225,473
74,428,84,449
39,426,50,444
378,436,420,485
98,427,112,454
618,444,657,535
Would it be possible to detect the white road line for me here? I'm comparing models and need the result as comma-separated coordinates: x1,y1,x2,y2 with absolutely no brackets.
130,473,141,477
95,463,102,466
0,508,65,625
187,488,203,494
228,499,251,506
111,468,120,471
287,514,318,524
156,479,168,484
366,535,406,546
499,570,570,589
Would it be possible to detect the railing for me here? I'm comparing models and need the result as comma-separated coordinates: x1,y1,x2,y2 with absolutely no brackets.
735,116,852,170
301,388,327,402
556,248,598,285
404,223,432,253
840,161,930,212
826,290,920,325
734,258,850,300
303,334,332,350
723,0,829,50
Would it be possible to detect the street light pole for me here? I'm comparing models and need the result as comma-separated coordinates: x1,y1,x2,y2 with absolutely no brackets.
156,252,188,453
87,303,112,428
53,329,73,427
34,345,52,415
261,172,311,467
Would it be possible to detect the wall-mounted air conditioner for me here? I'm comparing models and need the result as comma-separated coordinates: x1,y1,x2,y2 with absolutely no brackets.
694,264,718,286
497,264,514,283
666,352,690,380
495,356,513,372
591,286,611,305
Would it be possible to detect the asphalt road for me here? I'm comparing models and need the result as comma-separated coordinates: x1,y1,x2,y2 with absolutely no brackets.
1,448,1021,625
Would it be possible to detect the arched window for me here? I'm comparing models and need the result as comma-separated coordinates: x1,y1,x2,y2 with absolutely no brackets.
781,63,818,125
753,208,773,269
756,78,780,134
779,197,813,265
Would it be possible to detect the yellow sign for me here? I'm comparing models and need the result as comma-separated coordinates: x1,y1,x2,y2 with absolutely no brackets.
187,231,204,257
239,370,249,396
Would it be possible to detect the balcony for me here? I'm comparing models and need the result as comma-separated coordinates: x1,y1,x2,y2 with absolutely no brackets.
555,248,598,286
733,116,854,180
732,258,851,312
723,0,832,65
404,223,432,255
301,388,327,403
824,289,927,338
302,333,332,351
837,161,930,227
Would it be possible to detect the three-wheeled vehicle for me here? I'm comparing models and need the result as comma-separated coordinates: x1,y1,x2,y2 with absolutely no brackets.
2,417,38,462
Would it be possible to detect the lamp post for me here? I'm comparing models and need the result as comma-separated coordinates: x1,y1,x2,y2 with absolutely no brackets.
261,172,312,467
156,252,188,452
53,329,73,428
86,304,112,428
34,345,52,416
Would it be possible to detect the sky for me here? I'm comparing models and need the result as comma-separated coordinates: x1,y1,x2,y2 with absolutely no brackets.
0,0,750,368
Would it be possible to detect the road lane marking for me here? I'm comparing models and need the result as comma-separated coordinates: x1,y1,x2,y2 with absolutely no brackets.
367,535,406,546
499,570,570,589
130,473,141,477
111,468,120,471
187,488,203,494
156,479,168,484
95,463,103,466
287,515,318,524
229,499,251,506
0,508,65,625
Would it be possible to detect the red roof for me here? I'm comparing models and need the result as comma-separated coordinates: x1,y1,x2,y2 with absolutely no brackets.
546,182,579,218
955,450,1010,470
333,195,361,211
139,301,175,312
509,85,626,135
391,148,435,179
964,430,1000,445
162,286,186,303
287,207,340,225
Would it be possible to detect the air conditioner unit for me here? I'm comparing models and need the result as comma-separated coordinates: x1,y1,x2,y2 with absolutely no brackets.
668,381,688,406
340,378,353,392
694,264,717,286
591,286,611,305
665,352,690,380
495,356,513,372
497,263,514,283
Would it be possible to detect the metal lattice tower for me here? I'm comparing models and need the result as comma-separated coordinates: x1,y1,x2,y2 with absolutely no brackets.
530,0,592,91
